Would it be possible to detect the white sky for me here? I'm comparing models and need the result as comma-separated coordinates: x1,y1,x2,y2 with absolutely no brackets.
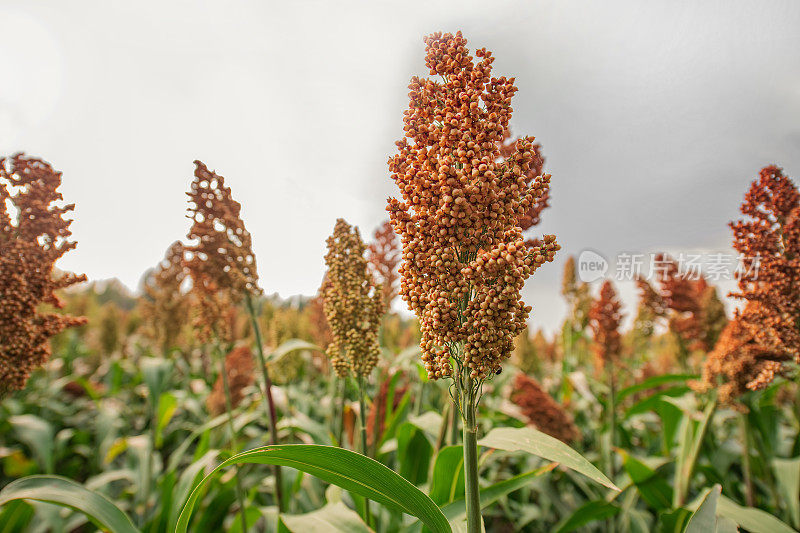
2,1,799,332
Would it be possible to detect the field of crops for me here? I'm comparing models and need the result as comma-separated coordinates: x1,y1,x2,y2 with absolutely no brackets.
2,30,800,533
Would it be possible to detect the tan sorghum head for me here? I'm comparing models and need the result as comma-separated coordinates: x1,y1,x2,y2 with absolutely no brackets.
185,160,261,342
0,154,87,396
321,219,385,378
387,31,558,382
140,241,190,353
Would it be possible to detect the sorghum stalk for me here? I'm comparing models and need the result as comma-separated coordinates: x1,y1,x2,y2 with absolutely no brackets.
244,293,284,512
462,375,481,533
217,342,249,533
357,373,372,527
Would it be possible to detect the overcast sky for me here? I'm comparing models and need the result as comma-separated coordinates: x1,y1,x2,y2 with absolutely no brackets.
2,1,799,332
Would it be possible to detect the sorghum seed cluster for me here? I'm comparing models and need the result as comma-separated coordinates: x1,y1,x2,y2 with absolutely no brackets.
185,160,261,342
0,154,87,396
387,31,558,381
321,219,385,377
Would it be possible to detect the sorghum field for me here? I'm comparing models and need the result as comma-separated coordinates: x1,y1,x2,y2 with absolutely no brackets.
1,29,799,533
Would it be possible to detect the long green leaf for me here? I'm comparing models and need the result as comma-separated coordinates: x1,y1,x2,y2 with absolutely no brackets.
0,475,138,533
175,444,450,533
478,427,618,490
617,374,696,402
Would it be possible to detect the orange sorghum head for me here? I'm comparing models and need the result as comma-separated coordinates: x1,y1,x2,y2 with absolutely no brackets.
185,161,261,342
0,154,87,396
730,165,800,363
387,31,558,381
367,220,401,309
321,219,385,378
510,373,579,443
589,280,623,370
697,165,800,401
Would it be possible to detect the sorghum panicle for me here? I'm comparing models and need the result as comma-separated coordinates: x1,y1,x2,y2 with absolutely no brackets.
589,280,623,370
367,220,401,309
321,219,385,378
511,373,579,443
207,345,256,416
0,154,87,396
140,241,191,353
388,31,558,381
185,161,261,342
698,165,800,401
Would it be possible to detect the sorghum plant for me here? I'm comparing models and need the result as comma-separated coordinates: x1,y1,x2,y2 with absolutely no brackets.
0,154,87,397
321,218,384,525
589,280,623,482
185,160,282,518
140,241,191,356
511,373,579,443
387,31,558,531
698,165,800,403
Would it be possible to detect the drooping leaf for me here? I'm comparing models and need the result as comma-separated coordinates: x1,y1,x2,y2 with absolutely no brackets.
0,475,138,533
478,427,618,490
175,444,450,533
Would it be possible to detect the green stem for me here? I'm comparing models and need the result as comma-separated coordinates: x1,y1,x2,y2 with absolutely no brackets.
462,375,481,533
358,374,372,528
218,345,249,533
741,413,755,507
337,377,346,447
244,293,285,513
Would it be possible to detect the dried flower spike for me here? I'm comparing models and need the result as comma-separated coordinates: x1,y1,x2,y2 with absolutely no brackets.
321,219,385,377
0,154,87,396
388,31,558,382
185,160,261,342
